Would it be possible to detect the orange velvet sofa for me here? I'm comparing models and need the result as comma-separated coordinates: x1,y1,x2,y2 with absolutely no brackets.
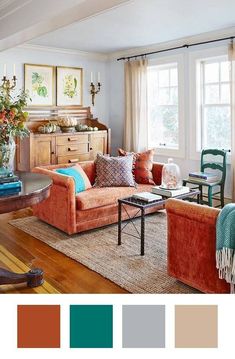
32,161,164,235
165,199,230,293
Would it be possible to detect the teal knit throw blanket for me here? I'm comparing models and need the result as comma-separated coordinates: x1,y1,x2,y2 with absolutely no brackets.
216,203,235,293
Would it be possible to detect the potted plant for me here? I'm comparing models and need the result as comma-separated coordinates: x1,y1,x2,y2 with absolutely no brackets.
0,88,30,177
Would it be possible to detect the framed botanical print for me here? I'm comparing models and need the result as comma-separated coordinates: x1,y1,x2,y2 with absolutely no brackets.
24,64,55,106
56,66,83,106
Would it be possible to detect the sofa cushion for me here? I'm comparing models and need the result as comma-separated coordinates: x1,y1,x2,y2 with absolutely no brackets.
118,148,155,185
95,153,135,187
55,164,91,193
76,184,154,210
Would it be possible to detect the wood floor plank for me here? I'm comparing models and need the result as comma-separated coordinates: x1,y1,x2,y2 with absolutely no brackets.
0,209,127,294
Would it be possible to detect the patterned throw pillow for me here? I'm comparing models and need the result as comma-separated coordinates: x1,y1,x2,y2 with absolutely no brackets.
55,164,92,193
118,148,155,185
95,153,135,187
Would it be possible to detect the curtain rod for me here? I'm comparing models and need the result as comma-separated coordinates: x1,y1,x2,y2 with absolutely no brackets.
117,35,235,61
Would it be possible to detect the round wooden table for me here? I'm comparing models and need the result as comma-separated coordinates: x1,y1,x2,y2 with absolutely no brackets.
0,172,52,287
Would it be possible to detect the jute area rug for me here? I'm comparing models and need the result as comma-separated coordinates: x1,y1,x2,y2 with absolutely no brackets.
9,211,199,294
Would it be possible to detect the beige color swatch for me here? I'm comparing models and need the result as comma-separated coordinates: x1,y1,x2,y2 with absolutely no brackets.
175,305,218,348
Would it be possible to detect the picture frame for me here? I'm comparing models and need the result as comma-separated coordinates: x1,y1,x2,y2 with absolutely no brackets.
24,64,55,106
56,66,83,106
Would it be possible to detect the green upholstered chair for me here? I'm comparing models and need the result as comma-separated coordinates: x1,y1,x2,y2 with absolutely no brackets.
183,149,227,208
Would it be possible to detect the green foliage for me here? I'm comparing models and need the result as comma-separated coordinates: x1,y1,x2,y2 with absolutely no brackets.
0,88,30,145
32,72,43,84
37,86,47,97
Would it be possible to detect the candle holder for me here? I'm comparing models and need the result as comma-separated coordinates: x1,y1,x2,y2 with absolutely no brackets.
90,82,101,106
1,75,17,99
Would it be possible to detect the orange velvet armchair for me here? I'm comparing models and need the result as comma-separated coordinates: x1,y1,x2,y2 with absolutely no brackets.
165,199,230,293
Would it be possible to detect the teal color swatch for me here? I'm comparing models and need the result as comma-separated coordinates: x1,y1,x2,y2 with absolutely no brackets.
70,305,113,348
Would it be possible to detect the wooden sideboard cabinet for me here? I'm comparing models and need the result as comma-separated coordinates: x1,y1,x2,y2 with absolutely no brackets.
16,130,109,171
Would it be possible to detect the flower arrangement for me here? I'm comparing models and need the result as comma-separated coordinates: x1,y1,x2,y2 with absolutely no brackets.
0,87,30,145
0,87,30,176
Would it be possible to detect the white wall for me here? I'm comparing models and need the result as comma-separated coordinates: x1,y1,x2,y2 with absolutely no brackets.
0,43,232,197
0,46,109,125
108,42,232,198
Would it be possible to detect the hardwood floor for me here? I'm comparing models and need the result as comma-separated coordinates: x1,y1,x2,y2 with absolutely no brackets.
0,209,127,294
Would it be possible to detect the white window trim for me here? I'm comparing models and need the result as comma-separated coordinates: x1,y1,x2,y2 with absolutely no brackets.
189,46,231,163
147,54,185,158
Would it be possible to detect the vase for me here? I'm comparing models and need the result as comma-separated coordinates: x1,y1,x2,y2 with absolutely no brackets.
161,158,182,189
0,138,16,177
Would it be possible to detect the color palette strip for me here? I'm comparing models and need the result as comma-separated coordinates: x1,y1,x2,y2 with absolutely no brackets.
16,304,218,349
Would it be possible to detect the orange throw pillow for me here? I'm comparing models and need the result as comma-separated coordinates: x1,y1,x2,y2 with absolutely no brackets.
118,148,155,184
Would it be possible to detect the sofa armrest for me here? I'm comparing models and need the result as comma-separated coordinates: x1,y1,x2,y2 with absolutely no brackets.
165,198,220,225
32,166,76,234
152,162,164,185
32,166,75,190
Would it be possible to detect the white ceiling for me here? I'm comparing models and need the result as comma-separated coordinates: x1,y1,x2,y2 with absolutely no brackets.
0,0,129,51
28,0,235,54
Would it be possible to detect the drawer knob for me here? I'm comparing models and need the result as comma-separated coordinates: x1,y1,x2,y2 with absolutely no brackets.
90,147,93,150
68,159,79,163
68,147,77,152
68,138,77,142
51,151,55,155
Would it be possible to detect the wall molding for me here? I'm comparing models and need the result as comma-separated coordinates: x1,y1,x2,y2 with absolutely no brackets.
18,43,109,62
107,26,235,61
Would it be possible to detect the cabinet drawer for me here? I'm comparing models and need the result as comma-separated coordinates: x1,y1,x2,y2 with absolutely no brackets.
57,153,90,164
56,134,88,145
57,143,89,156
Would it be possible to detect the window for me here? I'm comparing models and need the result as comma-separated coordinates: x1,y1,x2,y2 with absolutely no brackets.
199,57,231,151
147,63,179,151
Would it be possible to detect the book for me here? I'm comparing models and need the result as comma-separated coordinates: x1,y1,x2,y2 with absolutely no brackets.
188,176,219,183
188,171,218,181
0,180,22,191
152,186,190,197
0,187,21,197
132,192,162,202
0,174,19,184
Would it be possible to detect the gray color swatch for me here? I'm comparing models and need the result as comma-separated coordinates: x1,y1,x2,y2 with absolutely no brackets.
122,305,165,348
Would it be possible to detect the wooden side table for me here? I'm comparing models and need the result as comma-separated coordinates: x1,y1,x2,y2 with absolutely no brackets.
0,172,52,287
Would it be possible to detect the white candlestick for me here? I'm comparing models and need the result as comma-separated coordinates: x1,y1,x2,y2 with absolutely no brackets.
90,72,93,83
3,64,6,77
13,64,16,76
98,72,100,83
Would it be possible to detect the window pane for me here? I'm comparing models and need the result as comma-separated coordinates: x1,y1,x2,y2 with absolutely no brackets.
158,69,169,87
221,84,230,103
158,88,170,105
204,106,231,150
170,68,178,86
205,84,219,104
204,62,219,83
170,87,178,105
148,63,179,149
221,61,230,82
149,106,178,148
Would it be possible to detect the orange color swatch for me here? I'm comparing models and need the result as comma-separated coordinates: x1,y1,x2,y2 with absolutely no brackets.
17,305,60,348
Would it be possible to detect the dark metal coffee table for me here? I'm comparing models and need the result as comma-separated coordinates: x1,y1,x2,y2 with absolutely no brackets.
118,189,200,256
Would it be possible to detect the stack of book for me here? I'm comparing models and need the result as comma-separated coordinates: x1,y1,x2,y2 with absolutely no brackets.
0,175,22,196
132,192,162,202
152,186,190,197
188,171,219,183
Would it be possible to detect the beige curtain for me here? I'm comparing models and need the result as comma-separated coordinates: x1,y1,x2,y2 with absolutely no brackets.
124,59,148,152
228,42,235,201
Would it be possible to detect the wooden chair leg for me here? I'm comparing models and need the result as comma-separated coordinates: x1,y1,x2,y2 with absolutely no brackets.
208,187,213,207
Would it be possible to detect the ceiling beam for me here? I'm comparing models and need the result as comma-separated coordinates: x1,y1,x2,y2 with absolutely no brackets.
0,0,131,52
